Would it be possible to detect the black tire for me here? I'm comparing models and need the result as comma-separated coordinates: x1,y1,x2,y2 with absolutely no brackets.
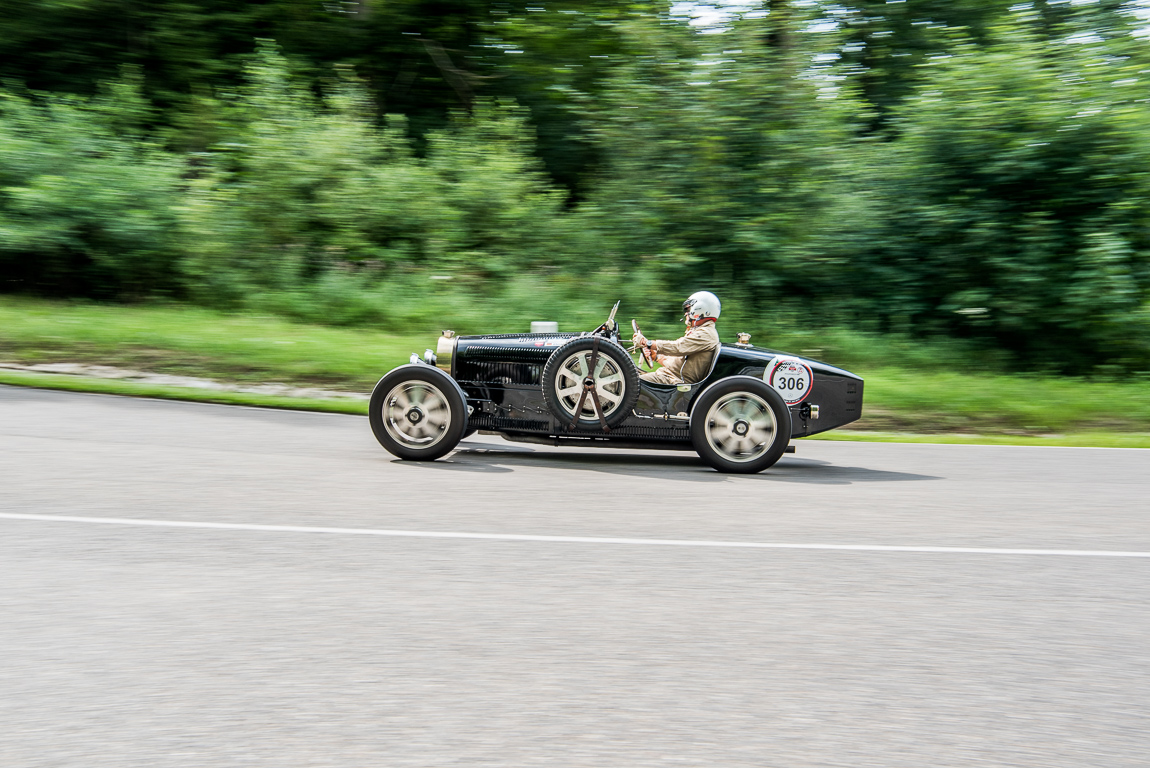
369,364,469,461
541,336,639,429
690,376,791,473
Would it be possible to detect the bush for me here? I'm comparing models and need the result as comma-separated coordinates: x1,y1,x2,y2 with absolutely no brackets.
857,26,1150,369
0,69,184,299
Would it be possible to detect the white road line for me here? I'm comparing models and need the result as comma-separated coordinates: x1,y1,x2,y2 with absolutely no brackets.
2,512,1149,558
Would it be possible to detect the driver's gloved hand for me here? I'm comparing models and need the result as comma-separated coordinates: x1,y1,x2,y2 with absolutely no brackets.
632,332,648,348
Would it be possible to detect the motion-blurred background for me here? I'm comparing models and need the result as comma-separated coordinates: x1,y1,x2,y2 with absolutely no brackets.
1,1,1149,435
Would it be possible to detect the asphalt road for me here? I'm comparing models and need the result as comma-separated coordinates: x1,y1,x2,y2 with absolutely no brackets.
2,385,1149,768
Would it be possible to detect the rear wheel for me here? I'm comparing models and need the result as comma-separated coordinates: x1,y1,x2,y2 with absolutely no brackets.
369,365,468,461
690,377,791,473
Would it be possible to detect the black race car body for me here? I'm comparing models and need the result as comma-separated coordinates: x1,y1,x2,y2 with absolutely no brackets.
369,309,863,473
443,332,862,445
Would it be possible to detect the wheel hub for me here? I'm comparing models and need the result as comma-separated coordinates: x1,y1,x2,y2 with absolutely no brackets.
703,393,777,464
552,349,627,422
382,381,452,449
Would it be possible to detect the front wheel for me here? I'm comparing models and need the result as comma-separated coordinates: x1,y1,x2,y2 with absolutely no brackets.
369,365,468,461
690,377,791,473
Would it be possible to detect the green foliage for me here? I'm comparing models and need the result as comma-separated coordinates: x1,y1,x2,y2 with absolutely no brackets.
177,44,575,311
859,20,1150,367
0,1,357,120
576,9,870,310
835,1,1012,126
3,3,1150,373
0,69,185,298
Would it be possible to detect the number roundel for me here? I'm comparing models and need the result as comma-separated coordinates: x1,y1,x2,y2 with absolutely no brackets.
765,357,814,406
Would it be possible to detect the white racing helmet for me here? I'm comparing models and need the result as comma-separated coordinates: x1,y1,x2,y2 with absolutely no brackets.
683,291,721,325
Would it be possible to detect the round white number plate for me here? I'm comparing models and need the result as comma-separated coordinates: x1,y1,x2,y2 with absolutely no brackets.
766,357,813,405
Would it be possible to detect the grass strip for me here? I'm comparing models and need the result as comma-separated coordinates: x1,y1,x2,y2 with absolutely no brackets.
3,296,1149,437
857,368,1150,433
0,296,418,390
0,370,367,416
805,430,1150,449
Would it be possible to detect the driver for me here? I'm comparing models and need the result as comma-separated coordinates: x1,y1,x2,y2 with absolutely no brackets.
632,291,721,385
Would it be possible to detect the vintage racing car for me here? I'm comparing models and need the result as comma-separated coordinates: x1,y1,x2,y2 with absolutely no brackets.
369,303,863,473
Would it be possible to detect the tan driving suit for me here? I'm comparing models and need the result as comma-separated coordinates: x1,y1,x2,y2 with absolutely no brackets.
640,321,720,385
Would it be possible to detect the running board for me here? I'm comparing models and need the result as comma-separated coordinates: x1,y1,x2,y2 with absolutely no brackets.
482,431,796,454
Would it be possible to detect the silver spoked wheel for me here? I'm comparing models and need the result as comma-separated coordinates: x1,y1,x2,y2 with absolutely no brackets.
704,392,777,463
383,381,453,449
553,350,625,419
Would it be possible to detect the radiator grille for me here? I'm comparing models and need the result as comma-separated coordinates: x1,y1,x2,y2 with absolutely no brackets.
464,347,549,363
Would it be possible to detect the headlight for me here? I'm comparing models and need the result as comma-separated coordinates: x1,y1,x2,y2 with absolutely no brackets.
436,331,457,375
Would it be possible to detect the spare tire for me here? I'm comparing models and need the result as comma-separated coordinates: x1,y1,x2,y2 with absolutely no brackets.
542,336,639,429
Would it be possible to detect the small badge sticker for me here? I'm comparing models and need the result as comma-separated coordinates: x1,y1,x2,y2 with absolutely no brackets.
766,357,814,406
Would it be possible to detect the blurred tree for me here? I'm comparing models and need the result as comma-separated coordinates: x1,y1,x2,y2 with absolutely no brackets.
178,44,572,313
833,0,1009,129
575,6,870,316
0,1,356,118
466,2,663,197
856,17,1150,367
832,0,1141,131
0,69,185,299
0,1,656,195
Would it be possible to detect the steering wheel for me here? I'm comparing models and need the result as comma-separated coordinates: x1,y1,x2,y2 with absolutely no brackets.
630,319,656,370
